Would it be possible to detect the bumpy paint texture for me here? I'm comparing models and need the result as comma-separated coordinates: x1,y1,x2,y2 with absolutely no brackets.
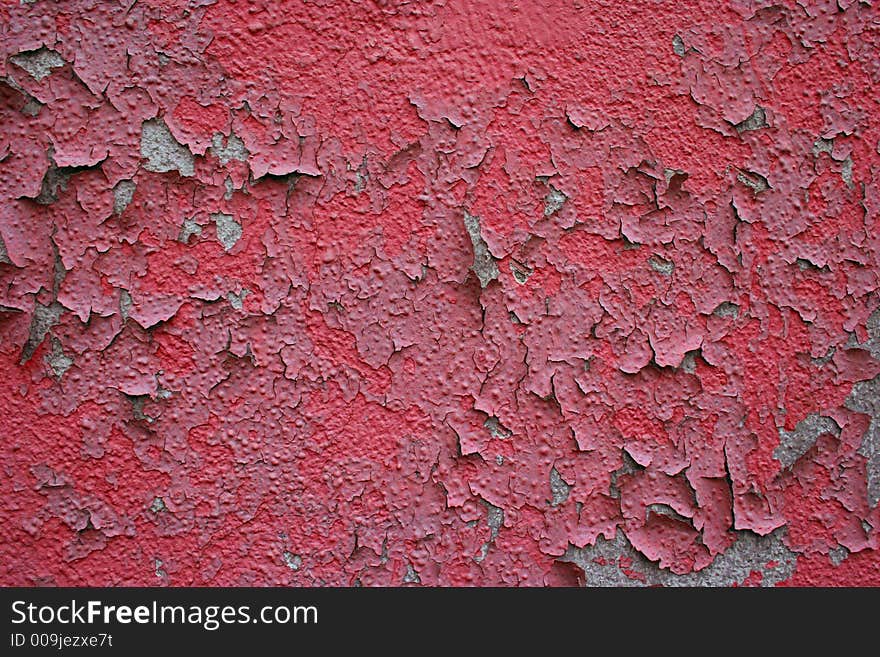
1,0,879,587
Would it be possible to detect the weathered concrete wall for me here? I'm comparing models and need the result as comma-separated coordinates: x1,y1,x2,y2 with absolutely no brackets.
1,0,878,586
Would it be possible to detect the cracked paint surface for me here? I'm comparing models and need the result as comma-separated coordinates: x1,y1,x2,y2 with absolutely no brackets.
1,0,879,587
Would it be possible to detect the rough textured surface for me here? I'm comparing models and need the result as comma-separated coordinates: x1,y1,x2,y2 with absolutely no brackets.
1,0,879,587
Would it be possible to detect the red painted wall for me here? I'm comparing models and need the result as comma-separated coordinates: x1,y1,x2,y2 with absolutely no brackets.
1,0,878,586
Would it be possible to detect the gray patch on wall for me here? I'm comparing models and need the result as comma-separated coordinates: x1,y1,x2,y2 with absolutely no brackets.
141,118,195,177
562,528,797,587
713,302,739,318
46,337,73,378
845,375,880,508
463,211,499,288
21,301,64,363
113,180,136,214
672,34,685,57
648,255,674,276
210,132,249,165
774,414,840,468
212,213,242,251
402,564,421,584
0,233,10,264
544,187,567,216
282,551,302,571
178,218,203,243
735,106,767,133
10,48,65,80
549,467,572,506
227,289,250,310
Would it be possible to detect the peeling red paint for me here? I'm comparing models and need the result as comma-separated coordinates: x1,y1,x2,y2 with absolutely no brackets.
1,0,879,586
